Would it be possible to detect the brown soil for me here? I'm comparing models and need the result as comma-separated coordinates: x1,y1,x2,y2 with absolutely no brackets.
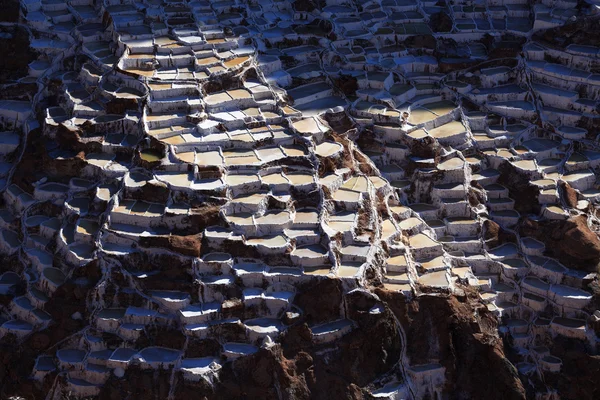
520,215,600,271
293,277,343,324
560,181,579,208
0,25,35,83
484,219,516,248
540,336,600,400
497,161,541,215
0,0,19,23
376,288,526,400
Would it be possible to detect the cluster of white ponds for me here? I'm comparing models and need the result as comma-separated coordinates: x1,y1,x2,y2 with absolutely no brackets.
0,0,599,397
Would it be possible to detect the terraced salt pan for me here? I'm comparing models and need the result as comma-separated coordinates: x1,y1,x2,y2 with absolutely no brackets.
327,211,356,232
409,233,438,248
10,1,600,397
487,244,519,262
287,173,315,186
222,343,258,358
138,347,180,365
247,234,288,247
418,270,449,288
292,117,329,136
291,244,329,266
420,256,446,272
333,188,361,202
437,157,464,171
428,121,465,139
408,108,437,124
315,141,343,157
399,217,424,231
245,318,284,339
337,262,362,277
512,159,537,171
522,138,559,153
311,319,353,343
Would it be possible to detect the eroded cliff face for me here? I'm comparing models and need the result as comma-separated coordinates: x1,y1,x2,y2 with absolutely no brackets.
520,216,600,272
379,289,526,400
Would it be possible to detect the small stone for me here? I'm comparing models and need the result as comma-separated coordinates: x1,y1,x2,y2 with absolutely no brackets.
283,311,301,325
261,335,275,349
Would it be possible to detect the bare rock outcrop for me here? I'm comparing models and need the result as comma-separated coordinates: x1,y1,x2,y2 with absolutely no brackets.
521,215,600,271
378,289,526,400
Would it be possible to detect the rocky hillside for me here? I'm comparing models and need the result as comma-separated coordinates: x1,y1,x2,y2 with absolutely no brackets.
1,0,600,399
